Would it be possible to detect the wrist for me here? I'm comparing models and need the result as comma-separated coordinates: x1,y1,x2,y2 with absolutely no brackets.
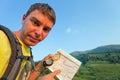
33,61,44,73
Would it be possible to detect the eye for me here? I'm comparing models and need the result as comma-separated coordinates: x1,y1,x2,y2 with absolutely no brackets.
30,18,40,26
33,21,39,26
43,27,51,33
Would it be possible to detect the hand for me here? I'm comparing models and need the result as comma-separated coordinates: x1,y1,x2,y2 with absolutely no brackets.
37,70,61,80
28,54,56,80
43,54,55,61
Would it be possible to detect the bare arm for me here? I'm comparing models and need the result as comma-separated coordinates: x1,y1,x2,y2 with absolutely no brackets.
28,61,44,80
28,54,57,80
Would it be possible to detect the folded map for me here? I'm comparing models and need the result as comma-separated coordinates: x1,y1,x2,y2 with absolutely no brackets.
48,49,82,80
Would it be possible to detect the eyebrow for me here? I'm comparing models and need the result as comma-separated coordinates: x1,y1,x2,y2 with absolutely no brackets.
30,17,40,24
30,17,52,30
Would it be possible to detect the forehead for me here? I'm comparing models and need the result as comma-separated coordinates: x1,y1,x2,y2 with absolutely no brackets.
27,10,54,27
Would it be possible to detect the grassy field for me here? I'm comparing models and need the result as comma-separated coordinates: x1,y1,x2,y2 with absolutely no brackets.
73,61,120,80
71,45,120,80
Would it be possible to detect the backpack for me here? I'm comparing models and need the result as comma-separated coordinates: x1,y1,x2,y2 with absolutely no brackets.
0,25,34,80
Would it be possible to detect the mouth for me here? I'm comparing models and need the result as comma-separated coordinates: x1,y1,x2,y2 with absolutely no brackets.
28,35,40,43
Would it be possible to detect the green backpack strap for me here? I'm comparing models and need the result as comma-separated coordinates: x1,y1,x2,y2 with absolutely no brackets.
0,25,33,80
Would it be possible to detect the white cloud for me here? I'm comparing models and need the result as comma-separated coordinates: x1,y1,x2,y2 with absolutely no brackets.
66,27,72,33
66,27,79,35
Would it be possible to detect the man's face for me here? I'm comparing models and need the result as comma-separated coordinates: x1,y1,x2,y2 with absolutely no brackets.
20,10,53,46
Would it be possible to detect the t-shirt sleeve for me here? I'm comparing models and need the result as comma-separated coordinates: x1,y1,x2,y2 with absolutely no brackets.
0,30,11,77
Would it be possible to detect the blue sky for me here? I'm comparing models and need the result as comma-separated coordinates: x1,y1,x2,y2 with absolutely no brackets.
0,0,120,61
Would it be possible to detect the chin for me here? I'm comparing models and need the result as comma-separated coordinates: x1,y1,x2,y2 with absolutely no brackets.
29,43,37,46
25,41,37,46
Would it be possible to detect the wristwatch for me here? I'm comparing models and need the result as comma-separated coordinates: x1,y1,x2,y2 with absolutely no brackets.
43,59,54,67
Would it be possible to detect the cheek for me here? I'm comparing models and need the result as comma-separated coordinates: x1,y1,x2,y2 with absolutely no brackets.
22,27,29,35
23,23,34,34
21,26,32,40
42,33,49,40
22,20,33,31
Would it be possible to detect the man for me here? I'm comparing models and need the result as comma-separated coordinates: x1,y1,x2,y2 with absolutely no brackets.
0,3,60,80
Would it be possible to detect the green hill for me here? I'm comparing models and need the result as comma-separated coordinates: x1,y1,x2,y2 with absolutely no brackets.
71,44,120,58
71,44,120,80
89,44,120,53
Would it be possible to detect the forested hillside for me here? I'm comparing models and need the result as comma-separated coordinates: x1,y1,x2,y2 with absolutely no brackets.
71,44,120,80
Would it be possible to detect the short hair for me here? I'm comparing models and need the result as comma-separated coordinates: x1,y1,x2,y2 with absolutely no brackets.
26,3,56,25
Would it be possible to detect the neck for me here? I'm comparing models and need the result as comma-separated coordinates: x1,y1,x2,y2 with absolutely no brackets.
13,30,20,38
13,30,30,48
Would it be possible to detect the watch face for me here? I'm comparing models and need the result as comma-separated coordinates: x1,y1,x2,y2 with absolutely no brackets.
43,53,60,67
43,59,54,67
46,59,53,65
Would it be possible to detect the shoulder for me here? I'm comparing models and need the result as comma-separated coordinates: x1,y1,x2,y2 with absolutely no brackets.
0,30,7,37
0,30,11,77
0,29,11,57
0,30,11,47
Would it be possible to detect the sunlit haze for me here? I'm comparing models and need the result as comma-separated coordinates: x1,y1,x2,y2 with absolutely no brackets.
0,0,120,61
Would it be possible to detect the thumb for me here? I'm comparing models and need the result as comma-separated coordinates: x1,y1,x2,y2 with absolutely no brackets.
49,70,61,77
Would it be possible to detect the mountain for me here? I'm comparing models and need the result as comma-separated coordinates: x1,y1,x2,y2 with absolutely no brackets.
71,44,120,58
89,44,120,53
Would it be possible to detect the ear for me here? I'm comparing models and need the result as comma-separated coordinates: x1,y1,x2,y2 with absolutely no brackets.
22,14,26,22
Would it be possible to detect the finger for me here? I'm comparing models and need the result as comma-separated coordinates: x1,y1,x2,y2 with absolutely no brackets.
49,70,61,77
43,54,54,60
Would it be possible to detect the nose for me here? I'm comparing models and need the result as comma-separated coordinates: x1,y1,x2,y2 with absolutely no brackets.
34,27,43,38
